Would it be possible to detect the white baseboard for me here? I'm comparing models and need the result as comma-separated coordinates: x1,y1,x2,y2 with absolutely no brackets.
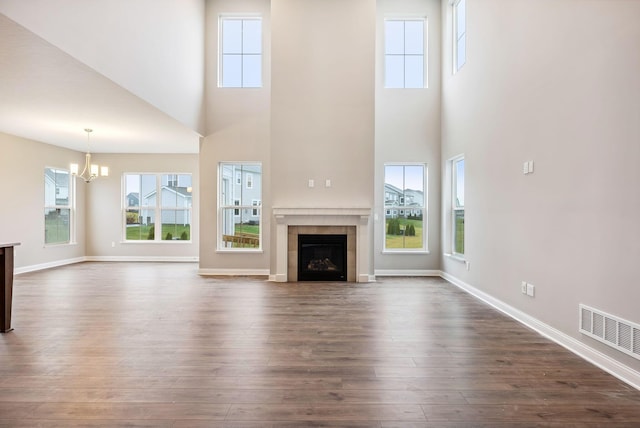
15,257,86,274
440,271,640,391
375,269,442,277
198,268,270,277
85,256,198,263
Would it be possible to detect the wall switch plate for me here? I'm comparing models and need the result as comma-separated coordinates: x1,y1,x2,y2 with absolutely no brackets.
521,281,528,294
526,283,535,297
523,162,529,174
325,179,331,187
308,179,314,188
528,160,534,173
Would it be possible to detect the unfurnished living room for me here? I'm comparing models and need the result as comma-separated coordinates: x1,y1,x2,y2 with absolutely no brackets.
1,0,639,426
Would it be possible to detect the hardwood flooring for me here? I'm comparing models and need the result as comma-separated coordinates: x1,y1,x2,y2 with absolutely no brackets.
1,262,639,426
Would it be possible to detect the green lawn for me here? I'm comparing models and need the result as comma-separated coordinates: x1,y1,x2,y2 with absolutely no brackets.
385,218,423,249
454,213,464,254
126,224,191,240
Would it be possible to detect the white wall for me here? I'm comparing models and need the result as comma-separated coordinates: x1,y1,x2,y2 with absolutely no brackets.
375,0,441,273
441,0,640,372
199,0,272,273
0,0,206,133
86,153,199,260
0,132,86,270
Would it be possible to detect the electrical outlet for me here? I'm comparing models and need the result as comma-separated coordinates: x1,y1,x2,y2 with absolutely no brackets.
521,281,528,294
526,283,535,297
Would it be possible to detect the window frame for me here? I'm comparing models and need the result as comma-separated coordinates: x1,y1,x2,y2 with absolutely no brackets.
383,163,429,253
44,166,75,246
218,162,263,252
451,155,465,257
122,173,193,243
384,17,428,89
453,0,466,74
219,16,263,88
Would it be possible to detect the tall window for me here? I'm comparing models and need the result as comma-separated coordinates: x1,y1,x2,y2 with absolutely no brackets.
220,17,262,88
452,156,465,255
385,19,426,88
124,173,192,241
384,164,427,251
219,163,262,250
44,167,73,244
453,0,466,73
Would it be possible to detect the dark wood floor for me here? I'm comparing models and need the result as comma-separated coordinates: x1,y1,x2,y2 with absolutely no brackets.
1,262,639,427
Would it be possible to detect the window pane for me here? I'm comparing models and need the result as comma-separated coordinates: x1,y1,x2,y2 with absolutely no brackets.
385,209,424,250
404,20,424,55
243,54,262,87
385,55,404,88
456,0,466,40
403,165,424,206
454,209,465,254
242,19,262,54
404,55,424,88
125,208,155,240
55,169,70,206
457,35,466,70
161,209,191,240
222,19,242,53
220,207,260,248
44,208,70,244
455,159,465,207
222,54,242,87
140,175,156,207
385,20,404,54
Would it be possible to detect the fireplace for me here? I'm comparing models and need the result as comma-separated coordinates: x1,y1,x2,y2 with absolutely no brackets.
298,234,347,281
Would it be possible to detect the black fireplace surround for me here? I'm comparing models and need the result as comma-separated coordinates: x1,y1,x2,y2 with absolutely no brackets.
297,234,347,281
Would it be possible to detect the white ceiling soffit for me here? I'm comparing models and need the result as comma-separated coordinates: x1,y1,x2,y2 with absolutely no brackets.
0,14,200,153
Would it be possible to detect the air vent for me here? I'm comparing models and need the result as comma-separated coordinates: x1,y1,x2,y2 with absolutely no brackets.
580,304,640,361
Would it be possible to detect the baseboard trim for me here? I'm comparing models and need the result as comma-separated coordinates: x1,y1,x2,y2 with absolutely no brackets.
85,256,199,263
440,271,640,391
15,257,86,274
375,269,442,277
198,268,270,277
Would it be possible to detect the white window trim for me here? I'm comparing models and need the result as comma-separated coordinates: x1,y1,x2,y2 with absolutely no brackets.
444,154,466,261
382,162,429,254
122,173,193,243
44,166,75,246
218,162,263,252
218,15,263,88
384,17,429,89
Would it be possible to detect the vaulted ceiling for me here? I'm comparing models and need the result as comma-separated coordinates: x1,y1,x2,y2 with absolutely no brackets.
0,1,205,153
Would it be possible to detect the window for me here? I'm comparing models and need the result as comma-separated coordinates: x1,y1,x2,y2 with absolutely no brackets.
219,163,262,249
220,17,262,88
384,164,427,251
453,0,466,73
124,173,192,241
452,156,465,255
44,167,73,244
385,19,426,88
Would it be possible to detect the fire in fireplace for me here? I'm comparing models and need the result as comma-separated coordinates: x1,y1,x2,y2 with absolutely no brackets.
297,234,347,281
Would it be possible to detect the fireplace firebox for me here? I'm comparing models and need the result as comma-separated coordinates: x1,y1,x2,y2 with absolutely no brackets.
297,234,347,281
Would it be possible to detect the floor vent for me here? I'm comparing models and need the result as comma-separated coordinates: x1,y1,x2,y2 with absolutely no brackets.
580,304,640,361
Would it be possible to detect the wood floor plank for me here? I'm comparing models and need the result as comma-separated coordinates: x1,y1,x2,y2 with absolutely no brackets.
0,262,638,425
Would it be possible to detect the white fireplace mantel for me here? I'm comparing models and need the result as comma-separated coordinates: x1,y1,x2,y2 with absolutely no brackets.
272,207,372,282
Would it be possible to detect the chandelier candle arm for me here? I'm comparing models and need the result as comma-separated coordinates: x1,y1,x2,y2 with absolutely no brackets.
70,129,108,183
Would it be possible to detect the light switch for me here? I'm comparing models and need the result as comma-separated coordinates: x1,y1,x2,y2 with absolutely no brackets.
523,162,529,174
528,160,534,173
308,179,314,188
325,179,331,188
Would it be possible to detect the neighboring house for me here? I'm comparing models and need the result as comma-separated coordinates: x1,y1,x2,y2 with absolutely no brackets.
220,165,262,237
126,192,139,208
142,186,192,226
384,183,423,218
44,168,69,206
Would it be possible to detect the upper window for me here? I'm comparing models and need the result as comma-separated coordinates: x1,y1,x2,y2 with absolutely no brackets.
219,163,262,250
452,156,465,255
385,19,426,88
384,164,427,251
44,167,73,245
124,173,193,241
220,17,262,88
453,0,466,73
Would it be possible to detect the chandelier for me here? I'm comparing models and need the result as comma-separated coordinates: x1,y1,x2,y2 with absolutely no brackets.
71,128,108,183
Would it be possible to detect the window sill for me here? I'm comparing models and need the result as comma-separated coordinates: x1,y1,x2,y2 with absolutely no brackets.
120,240,193,244
444,253,466,263
44,242,77,248
382,250,430,255
216,249,263,254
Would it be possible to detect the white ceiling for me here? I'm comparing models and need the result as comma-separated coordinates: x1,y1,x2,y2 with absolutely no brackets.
0,14,201,154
